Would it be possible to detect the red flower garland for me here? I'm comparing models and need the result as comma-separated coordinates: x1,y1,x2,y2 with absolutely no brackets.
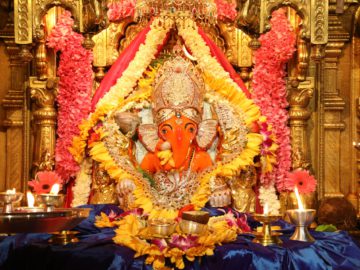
215,0,237,21
252,9,296,191
107,0,136,22
47,11,93,182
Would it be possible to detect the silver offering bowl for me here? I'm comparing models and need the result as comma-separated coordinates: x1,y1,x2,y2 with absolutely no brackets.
38,194,64,212
286,209,316,242
0,192,23,213
179,219,206,235
252,214,282,246
148,219,176,238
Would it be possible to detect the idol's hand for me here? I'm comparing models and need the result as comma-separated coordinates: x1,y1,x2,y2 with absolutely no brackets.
209,187,232,207
116,179,135,209
116,179,135,196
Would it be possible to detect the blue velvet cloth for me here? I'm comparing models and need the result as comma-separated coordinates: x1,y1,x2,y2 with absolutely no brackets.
1,204,360,270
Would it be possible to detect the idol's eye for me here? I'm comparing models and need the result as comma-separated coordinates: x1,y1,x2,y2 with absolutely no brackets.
185,123,196,134
160,124,172,136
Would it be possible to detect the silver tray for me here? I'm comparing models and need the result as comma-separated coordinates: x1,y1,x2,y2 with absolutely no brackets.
0,208,91,233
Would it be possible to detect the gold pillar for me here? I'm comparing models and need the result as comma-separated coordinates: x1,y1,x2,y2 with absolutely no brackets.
319,14,349,198
288,79,314,170
2,40,32,192
29,77,57,175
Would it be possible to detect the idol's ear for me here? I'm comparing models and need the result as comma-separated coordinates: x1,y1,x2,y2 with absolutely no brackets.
196,119,218,149
138,124,159,153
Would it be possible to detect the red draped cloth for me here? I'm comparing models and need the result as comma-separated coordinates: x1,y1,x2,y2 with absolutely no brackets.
197,27,251,98
91,23,151,109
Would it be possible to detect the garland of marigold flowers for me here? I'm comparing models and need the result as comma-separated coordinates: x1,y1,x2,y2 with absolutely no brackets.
251,9,296,191
47,11,93,181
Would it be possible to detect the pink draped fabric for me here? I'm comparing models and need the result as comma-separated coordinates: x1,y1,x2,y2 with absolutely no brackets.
197,27,251,98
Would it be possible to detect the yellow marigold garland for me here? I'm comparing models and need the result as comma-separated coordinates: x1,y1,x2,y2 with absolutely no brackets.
95,213,238,270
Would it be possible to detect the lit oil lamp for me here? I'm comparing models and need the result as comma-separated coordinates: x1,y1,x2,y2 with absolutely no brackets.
38,184,64,212
15,192,44,213
286,186,316,242
0,188,23,213
253,203,282,246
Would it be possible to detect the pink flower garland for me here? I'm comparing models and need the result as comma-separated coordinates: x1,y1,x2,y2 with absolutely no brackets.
47,11,93,182
107,0,136,22
215,0,237,21
251,9,296,191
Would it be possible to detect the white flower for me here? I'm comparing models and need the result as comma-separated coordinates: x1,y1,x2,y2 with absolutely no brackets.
258,185,280,215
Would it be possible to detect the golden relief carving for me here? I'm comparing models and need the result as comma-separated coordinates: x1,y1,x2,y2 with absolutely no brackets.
288,79,314,170
29,77,58,175
259,0,310,38
14,0,33,44
228,167,257,213
33,0,82,37
90,162,117,204
93,20,132,67
310,0,328,44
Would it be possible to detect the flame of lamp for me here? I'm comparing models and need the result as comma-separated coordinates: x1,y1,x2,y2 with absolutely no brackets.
252,213,282,246
0,192,23,213
38,194,64,212
286,209,316,242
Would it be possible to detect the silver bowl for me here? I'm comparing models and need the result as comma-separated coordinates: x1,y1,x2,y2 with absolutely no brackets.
148,219,176,238
179,219,206,235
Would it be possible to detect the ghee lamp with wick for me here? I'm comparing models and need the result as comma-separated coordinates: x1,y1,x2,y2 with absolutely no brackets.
0,188,23,213
15,192,44,213
253,203,282,246
286,186,316,242
38,184,64,212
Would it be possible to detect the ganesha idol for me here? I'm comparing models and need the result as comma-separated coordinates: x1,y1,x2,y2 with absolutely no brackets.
71,53,269,218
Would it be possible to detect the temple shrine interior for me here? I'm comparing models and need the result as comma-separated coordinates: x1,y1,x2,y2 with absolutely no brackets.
1,1,360,269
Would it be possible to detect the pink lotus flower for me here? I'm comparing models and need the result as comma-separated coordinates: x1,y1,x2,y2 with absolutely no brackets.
29,171,63,194
169,235,199,251
152,238,168,252
288,170,317,194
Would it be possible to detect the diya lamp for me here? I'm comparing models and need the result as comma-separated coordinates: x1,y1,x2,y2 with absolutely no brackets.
253,203,282,246
38,184,64,212
15,192,44,213
286,187,316,242
0,188,23,213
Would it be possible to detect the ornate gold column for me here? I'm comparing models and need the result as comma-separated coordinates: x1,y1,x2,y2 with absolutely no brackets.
288,79,314,170
319,14,349,198
2,40,32,192
29,77,57,175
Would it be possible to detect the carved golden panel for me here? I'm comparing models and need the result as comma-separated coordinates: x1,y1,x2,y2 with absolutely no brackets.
33,0,82,40
310,0,328,44
15,0,33,44
93,21,131,67
260,0,310,38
